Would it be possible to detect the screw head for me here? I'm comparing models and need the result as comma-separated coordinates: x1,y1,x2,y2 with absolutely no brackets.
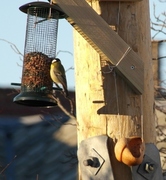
83,159,94,166
131,65,135,70
145,163,154,173
83,157,99,168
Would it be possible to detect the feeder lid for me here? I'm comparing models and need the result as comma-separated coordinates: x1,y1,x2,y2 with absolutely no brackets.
19,1,66,19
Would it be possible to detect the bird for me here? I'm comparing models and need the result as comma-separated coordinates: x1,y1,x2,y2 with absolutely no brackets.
50,58,68,97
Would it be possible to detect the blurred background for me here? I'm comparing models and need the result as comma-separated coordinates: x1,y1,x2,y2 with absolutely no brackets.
0,0,166,179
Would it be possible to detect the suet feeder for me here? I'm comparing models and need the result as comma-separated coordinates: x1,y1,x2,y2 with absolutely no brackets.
13,1,66,107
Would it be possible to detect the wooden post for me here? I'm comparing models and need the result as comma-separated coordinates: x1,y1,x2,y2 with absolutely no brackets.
73,0,155,179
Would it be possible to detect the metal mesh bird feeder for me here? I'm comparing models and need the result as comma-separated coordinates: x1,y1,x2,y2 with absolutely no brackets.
13,1,66,107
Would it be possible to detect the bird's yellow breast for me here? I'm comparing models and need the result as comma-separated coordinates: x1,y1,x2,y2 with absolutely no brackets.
50,63,60,83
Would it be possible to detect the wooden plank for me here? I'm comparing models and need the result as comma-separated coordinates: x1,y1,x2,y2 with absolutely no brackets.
53,0,144,94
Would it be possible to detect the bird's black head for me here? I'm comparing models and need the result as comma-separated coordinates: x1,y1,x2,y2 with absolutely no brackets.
52,58,61,64
55,58,60,62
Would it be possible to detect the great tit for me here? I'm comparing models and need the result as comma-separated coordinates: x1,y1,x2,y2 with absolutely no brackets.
50,58,68,97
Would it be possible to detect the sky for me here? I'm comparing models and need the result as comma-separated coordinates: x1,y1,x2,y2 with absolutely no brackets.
0,0,165,91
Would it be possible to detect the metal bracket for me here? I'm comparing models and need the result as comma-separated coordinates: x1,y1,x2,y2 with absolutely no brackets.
132,143,163,180
77,135,114,180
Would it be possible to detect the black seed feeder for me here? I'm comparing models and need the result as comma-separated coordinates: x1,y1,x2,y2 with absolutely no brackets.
13,1,66,107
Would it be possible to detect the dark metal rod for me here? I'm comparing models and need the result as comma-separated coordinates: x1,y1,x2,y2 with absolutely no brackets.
11,83,62,91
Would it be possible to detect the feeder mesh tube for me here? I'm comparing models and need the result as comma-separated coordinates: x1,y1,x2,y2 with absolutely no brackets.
24,7,59,57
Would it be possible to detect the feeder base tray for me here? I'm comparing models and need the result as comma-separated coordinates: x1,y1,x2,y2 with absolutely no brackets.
13,92,57,107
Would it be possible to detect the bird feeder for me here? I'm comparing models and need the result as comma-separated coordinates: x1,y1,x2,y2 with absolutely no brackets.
13,1,66,107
